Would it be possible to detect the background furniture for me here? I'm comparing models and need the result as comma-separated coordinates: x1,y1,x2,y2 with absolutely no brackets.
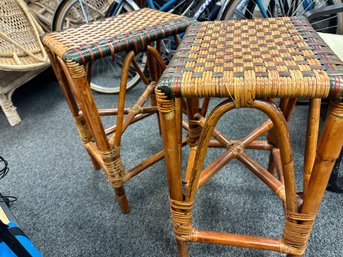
0,0,49,126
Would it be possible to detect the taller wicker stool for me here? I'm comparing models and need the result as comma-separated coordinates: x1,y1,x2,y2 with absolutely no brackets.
42,8,191,213
156,18,343,256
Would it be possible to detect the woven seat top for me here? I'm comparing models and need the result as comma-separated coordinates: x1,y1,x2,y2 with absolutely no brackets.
157,17,343,103
42,8,191,65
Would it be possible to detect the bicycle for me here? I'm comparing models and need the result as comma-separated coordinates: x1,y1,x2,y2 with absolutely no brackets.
218,0,343,34
52,0,226,93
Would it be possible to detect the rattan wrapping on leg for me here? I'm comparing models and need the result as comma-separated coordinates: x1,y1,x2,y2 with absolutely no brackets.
100,147,125,188
282,212,316,255
170,199,194,241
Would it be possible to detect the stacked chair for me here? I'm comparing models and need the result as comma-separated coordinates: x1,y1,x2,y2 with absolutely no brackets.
0,0,49,126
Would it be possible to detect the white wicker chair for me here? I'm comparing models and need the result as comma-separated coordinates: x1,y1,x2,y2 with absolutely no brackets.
0,0,50,126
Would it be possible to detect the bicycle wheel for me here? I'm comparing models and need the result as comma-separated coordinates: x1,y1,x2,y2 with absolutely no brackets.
221,0,343,34
146,0,194,63
53,0,147,93
147,0,219,62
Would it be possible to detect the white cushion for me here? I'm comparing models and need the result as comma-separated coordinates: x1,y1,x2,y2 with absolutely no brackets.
318,32,343,61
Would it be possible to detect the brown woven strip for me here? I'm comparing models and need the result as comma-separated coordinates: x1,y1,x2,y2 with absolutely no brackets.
100,147,125,188
157,17,343,102
282,211,316,255
170,199,194,241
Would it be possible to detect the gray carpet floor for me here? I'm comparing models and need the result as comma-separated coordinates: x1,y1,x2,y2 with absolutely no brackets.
1,68,342,257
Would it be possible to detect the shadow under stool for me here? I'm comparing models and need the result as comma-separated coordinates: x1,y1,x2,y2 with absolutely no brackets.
42,8,191,213
156,18,343,256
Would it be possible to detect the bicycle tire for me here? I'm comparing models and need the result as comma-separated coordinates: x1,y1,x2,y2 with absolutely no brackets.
220,0,343,34
52,0,147,94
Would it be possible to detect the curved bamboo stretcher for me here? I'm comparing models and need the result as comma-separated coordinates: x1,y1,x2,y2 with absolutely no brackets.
0,0,50,126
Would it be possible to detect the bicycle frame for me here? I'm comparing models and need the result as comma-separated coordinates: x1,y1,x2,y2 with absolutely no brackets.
242,0,315,18
147,0,179,12
111,0,220,20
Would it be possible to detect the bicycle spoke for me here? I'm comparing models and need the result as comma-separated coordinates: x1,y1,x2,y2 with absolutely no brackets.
311,15,338,25
315,24,338,31
249,0,264,18
277,0,286,16
79,0,89,23
179,0,196,16
115,4,124,15
234,9,249,19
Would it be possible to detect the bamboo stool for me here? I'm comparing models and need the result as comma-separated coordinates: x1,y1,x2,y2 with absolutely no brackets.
156,18,343,256
42,8,191,213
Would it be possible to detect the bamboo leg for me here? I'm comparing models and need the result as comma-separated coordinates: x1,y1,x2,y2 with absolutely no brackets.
48,52,100,170
268,97,297,173
156,91,187,256
147,46,158,82
57,56,129,213
177,241,189,257
267,150,276,175
303,98,321,193
287,101,343,257
146,46,167,135
280,98,289,113
185,98,201,184
282,97,298,121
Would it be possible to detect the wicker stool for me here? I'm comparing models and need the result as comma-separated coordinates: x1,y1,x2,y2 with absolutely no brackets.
42,8,191,213
156,18,343,256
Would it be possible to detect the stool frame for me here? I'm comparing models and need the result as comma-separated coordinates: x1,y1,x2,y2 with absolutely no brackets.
42,8,191,213
156,18,343,256
47,44,171,213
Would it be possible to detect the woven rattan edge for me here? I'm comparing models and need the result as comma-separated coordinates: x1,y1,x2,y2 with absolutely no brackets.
42,8,193,65
290,17,343,100
63,18,191,65
157,18,343,101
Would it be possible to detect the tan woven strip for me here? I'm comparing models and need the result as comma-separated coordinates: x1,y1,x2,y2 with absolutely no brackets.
66,60,86,79
282,211,316,255
170,199,194,241
100,147,125,188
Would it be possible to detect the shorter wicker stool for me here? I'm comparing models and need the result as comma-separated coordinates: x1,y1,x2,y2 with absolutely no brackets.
156,18,343,256
42,8,191,213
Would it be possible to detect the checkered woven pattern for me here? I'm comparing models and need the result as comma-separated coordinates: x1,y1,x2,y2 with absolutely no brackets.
42,8,191,65
158,17,343,101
